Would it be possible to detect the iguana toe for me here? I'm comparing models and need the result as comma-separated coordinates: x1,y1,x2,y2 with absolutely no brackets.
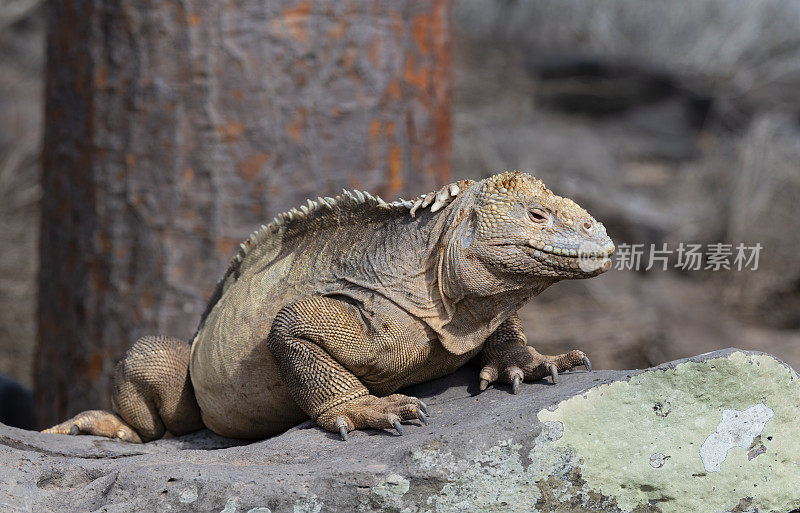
478,344,593,393
529,349,592,383
317,394,428,439
42,410,143,443
478,363,500,391
477,360,525,393
548,363,558,384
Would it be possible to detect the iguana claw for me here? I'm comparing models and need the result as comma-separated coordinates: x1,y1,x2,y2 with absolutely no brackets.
416,409,428,425
511,375,521,394
392,419,404,435
582,355,592,372
548,364,558,383
479,378,489,391
418,400,429,416
335,417,349,441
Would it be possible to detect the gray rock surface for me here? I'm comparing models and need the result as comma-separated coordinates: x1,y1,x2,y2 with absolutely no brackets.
1,349,798,512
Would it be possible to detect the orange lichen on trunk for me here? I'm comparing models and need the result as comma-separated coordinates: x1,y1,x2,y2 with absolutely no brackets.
387,145,404,195
215,237,237,258
412,14,431,54
404,54,429,91
238,152,270,181
278,0,311,43
287,109,307,143
216,121,246,142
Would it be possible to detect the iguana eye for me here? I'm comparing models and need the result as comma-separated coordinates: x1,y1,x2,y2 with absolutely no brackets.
528,208,549,223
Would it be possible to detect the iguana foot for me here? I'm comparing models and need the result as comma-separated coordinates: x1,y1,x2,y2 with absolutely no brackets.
316,394,429,441
479,346,591,394
42,409,142,443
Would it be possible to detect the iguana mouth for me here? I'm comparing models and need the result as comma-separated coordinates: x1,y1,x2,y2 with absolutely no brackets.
490,241,614,260
526,240,615,259
520,244,613,274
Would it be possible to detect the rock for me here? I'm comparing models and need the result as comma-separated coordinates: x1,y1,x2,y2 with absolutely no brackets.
1,349,798,512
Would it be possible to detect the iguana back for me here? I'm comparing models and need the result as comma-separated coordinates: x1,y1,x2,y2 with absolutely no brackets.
190,184,469,437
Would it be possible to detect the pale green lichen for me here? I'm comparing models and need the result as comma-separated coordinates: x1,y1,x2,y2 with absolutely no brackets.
538,351,800,513
179,485,198,504
373,473,410,498
293,496,323,513
410,439,541,513
371,473,412,511
403,423,603,513
366,352,798,513
699,403,774,472
220,497,239,513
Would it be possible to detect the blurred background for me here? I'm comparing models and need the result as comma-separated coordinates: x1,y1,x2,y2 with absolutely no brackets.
1,0,799,429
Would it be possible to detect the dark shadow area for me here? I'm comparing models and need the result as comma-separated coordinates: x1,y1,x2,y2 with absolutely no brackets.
530,58,712,127
0,374,33,430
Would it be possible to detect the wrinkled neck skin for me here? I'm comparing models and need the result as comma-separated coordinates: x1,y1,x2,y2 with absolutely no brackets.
339,186,555,356
431,188,556,354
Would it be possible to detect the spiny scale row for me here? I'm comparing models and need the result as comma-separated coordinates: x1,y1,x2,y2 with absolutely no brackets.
409,183,461,217
230,184,462,264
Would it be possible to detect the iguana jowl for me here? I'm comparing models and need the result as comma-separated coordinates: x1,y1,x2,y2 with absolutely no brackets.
44,171,614,442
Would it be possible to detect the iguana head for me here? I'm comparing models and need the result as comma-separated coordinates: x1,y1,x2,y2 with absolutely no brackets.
447,171,614,289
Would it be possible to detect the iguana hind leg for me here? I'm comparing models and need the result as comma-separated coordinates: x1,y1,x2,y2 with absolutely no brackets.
478,313,591,393
43,335,203,443
267,296,429,440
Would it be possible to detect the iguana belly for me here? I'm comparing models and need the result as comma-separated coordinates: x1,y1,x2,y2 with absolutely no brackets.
190,332,307,438
189,270,308,438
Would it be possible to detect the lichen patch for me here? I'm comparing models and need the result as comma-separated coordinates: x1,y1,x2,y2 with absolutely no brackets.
179,485,198,504
537,351,800,513
699,403,774,472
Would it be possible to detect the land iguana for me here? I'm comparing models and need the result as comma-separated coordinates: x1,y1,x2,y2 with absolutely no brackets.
43,171,614,442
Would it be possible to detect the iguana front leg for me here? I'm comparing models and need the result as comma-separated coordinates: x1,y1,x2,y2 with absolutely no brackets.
478,313,591,394
267,296,429,440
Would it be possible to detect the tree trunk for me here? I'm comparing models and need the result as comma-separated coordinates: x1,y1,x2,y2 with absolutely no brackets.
36,0,452,428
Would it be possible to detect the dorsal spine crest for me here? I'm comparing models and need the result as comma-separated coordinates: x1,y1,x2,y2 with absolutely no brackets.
228,179,473,268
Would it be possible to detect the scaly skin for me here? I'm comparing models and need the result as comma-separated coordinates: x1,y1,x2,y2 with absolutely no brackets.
43,171,614,442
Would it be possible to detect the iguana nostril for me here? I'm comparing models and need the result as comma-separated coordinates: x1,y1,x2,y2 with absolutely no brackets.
582,221,594,233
